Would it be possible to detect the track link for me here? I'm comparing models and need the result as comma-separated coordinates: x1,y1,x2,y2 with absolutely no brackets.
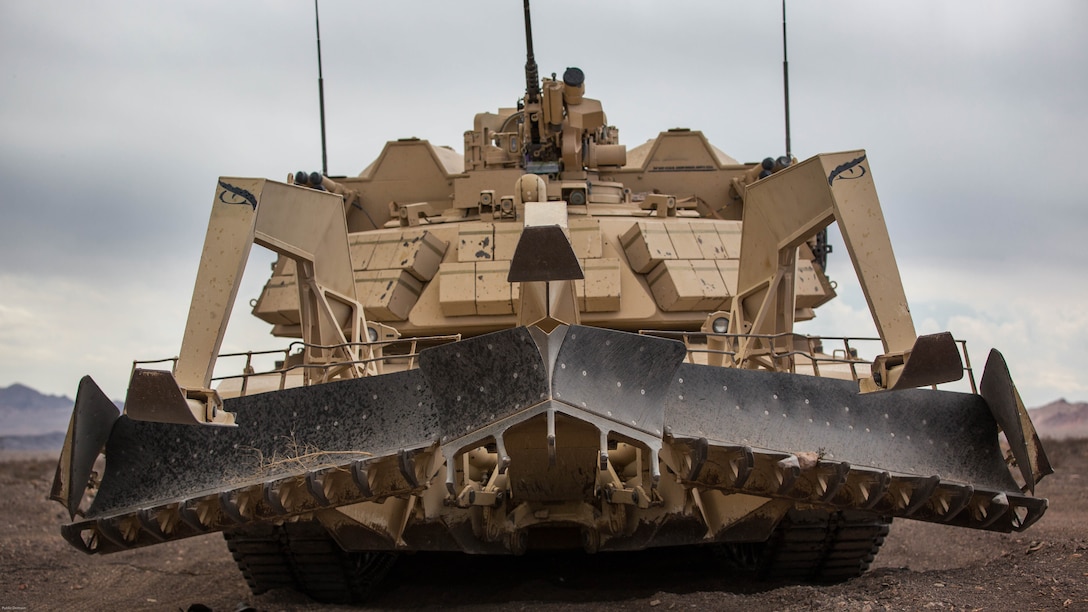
224,521,397,604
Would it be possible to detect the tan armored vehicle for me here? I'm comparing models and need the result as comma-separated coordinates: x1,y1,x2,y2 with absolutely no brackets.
51,3,1051,604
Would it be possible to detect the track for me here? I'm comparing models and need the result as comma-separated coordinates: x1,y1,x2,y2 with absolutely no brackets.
226,509,890,603
718,509,891,582
224,521,397,604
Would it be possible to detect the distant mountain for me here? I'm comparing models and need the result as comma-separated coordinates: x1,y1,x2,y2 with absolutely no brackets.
1029,399,1088,440
0,431,66,451
0,383,75,437
1,383,1083,454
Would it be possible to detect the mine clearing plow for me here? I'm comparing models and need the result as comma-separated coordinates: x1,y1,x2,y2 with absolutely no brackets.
53,319,1048,558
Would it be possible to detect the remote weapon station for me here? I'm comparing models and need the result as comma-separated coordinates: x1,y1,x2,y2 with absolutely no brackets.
52,2,1051,603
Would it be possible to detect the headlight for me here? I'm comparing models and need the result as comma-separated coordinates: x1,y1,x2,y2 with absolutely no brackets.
712,316,729,334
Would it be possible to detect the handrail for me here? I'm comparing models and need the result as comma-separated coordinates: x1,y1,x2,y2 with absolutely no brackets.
132,328,975,399
639,329,977,391
131,333,462,398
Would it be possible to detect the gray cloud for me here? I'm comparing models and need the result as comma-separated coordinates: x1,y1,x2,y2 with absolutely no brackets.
1,0,1085,407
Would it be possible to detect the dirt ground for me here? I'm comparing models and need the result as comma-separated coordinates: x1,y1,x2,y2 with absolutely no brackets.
2,440,1085,612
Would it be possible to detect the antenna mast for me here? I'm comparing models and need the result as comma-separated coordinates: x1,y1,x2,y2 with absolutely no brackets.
315,0,329,176
782,0,792,159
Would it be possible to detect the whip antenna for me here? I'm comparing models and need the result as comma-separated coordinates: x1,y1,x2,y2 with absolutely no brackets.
315,0,329,176
782,0,792,159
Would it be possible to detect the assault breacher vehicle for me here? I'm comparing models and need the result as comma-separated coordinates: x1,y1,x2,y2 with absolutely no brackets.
52,4,1051,604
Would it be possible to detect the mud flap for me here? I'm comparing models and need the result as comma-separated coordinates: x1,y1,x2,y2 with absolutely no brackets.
50,377,120,518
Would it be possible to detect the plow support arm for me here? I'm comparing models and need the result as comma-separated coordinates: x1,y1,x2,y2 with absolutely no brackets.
736,152,960,389
127,178,363,425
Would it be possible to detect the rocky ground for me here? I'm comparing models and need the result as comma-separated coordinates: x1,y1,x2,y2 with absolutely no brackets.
1,440,1085,612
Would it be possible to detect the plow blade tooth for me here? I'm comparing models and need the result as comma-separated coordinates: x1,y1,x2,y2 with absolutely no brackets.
306,467,346,507
678,437,713,481
849,468,891,510
687,437,709,481
815,462,850,502
672,439,754,489
865,473,892,510
731,446,756,489
135,508,169,542
305,472,331,506
51,376,120,518
901,475,942,517
178,498,211,533
218,490,247,524
350,459,375,498
92,517,130,549
1010,496,1048,531
398,449,420,487
736,449,794,496
261,481,287,514
976,492,1011,529
271,476,320,515
935,485,975,523
941,489,1012,530
775,456,801,495
59,522,91,553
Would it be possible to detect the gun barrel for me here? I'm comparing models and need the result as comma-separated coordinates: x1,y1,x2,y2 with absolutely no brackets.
523,0,539,103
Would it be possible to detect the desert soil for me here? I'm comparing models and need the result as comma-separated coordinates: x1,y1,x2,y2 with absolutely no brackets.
1,440,1086,612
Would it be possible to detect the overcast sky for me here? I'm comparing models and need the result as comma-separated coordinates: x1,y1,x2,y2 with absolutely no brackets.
1,0,1085,409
